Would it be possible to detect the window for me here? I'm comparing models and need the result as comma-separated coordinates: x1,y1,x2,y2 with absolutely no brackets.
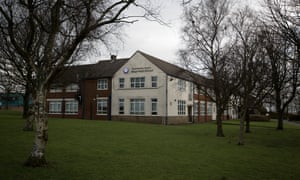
49,101,62,113
65,101,78,114
178,79,186,91
151,98,158,115
97,79,108,90
207,102,212,115
119,99,124,114
193,102,198,115
49,85,63,93
119,78,125,89
66,83,79,92
130,77,145,88
177,100,186,115
200,101,205,115
97,98,108,114
130,99,145,115
151,76,157,88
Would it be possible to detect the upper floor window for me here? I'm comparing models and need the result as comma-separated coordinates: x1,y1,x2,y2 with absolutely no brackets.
49,85,63,93
119,78,125,89
97,79,108,90
178,79,186,91
130,77,145,88
66,83,79,92
151,76,157,88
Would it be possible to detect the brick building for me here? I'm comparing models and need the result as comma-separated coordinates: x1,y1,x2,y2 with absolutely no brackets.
47,51,236,124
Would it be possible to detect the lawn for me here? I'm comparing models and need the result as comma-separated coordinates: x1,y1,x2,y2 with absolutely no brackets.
0,110,300,180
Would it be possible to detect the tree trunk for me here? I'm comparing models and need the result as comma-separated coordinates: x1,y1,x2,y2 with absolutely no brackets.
24,88,48,167
238,109,246,145
216,109,225,137
277,111,284,130
245,110,250,133
23,86,33,131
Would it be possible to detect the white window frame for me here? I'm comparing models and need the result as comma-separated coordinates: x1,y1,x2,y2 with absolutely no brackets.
97,98,108,115
207,102,212,115
66,83,79,92
193,102,198,115
119,98,124,114
151,98,158,115
49,101,62,114
119,78,125,89
130,99,145,115
178,79,186,92
200,101,205,116
65,100,78,114
49,85,63,93
97,79,108,90
130,77,145,88
177,100,186,115
151,76,158,88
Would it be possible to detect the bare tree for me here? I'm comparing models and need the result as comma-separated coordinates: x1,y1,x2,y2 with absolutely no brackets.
0,35,35,130
262,0,300,130
0,0,158,167
180,0,240,137
230,6,272,145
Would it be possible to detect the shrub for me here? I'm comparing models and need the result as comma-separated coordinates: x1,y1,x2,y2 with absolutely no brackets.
249,114,270,122
289,114,300,121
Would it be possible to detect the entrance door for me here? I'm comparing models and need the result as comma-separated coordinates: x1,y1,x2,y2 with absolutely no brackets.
188,105,193,123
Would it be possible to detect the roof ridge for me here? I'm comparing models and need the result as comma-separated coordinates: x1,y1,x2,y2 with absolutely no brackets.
137,50,187,71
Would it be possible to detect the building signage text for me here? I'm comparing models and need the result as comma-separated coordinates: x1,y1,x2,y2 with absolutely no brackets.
131,67,153,73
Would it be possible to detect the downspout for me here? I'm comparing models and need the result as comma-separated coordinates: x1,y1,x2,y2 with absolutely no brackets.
165,74,168,125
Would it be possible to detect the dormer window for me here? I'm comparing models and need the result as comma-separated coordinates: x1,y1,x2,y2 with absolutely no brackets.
66,83,79,92
49,84,63,93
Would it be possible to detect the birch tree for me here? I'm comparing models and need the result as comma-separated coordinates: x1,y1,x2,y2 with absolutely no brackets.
0,0,157,167
180,0,240,137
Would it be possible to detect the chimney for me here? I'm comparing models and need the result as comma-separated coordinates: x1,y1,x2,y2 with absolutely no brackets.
110,55,117,62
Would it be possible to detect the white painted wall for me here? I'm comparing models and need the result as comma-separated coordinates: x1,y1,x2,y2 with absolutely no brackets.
166,76,193,116
111,52,167,116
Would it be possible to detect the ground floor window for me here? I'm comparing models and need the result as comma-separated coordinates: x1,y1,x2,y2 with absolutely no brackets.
193,102,198,115
65,100,78,114
119,99,124,114
49,101,62,114
178,100,186,115
130,99,145,115
97,98,108,115
151,98,157,115
207,102,212,115
200,101,205,116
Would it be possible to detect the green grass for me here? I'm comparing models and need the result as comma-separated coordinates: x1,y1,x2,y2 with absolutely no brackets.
1,110,300,180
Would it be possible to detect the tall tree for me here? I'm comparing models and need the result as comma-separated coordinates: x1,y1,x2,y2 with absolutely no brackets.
230,7,272,144
0,0,157,167
262,0,300,130
180,0,240,137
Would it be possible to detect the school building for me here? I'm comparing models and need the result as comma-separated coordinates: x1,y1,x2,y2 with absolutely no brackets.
47,51,236,124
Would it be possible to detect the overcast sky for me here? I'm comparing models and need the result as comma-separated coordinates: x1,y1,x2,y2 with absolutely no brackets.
89,0,262,64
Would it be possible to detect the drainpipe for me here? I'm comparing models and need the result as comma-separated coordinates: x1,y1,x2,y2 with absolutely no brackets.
165,74,168,125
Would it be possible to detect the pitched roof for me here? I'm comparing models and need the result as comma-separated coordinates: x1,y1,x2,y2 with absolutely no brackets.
137,51,208,85
53,58,129,85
